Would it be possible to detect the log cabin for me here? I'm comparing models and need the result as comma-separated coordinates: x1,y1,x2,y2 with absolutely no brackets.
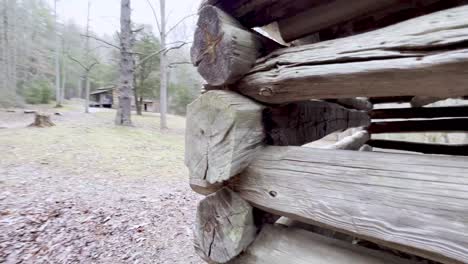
185,1,468,263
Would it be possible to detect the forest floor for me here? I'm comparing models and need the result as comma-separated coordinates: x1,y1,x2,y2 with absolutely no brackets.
0,101,203,264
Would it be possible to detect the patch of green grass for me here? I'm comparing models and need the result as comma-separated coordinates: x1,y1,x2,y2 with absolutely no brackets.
0,110,187,181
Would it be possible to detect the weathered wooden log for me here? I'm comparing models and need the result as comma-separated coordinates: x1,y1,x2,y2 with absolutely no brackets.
277,0,400,42
230,146,468,264
368,139,468,156
328,98,373,111
185,90,264,187
410,96,445,108
200,0,327,28
370,106,468,120
368,118,468,134
321,130,370,150
263,100,370,146
195,188,256,263
229,225,419,264
186,91,370,193
191,5,280,86
234,6,468,104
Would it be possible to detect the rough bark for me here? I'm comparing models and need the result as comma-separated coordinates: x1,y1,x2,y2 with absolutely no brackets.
115,0,133,126
231,146,468,264
54,0,61,107
195,188,256,263
235,6,468,103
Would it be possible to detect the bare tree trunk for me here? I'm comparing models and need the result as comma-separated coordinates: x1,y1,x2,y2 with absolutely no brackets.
54,0,62,107
159,0,167,129
115,0,133,126
84,0,91,113
2,1,10,101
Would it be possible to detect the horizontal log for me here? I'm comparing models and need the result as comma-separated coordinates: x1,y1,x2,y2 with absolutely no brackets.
200,0,328,28
370,106,468,119
191,5,281,86
410,96,445,108
368,139,468,156
186,91,369,191
368,118,468,134
264,100,370,146
277,0,401,42
230,146,468,264
235,6,468,103
195,188,256,263
321,130,370,150
229,225,418,264
327,98,373,111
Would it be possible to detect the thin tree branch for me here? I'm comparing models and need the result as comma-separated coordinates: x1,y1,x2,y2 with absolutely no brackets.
68,55,88,71
134,42,189,69
81,34,121,50
168,61,191,68
166,13,197,36
145,0,162,35
163,41,189,54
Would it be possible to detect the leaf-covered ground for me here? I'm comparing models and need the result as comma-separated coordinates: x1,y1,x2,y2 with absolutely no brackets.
0,103,203,264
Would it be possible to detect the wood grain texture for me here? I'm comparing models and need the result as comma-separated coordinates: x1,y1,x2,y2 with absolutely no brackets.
231,146,468,264
277,0,401,42
329,98,373,111
229,225,421,264
235,6,468,103
195,188,256,263
200,0,327,28
185,90,264,185
321,130,370,150
192,5,279,86
368,139,468,156
263,100,370,146
370,106,468,119
368,118,468,133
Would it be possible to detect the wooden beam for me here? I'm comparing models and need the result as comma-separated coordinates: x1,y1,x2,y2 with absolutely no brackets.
230,146,468,264
185,90,264,186
234,6,468,104
200,0,327,28
229,225,419,264
368,118,468,134
368,139,468,156
195,188,257,263
186,91,370,193
263,101,370,146
321,130,370,150
191,5,281,86
328,98,373,111
370,106,468,119
410,96,445,107
277,0,401,42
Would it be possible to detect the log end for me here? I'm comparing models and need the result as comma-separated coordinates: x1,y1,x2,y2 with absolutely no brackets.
185,90,264,185
195,188,257,263
191,5,260,86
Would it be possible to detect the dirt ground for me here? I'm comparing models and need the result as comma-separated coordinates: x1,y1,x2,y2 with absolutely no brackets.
0,102,203,264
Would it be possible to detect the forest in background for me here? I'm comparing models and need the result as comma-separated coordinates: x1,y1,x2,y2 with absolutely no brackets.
0,0,201,116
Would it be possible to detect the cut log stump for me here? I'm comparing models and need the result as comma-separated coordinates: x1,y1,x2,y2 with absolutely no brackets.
191,5,280,86
28,113,55,128
195,188,257,263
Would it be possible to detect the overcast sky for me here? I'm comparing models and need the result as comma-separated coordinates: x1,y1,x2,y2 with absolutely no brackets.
48,0,201,40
